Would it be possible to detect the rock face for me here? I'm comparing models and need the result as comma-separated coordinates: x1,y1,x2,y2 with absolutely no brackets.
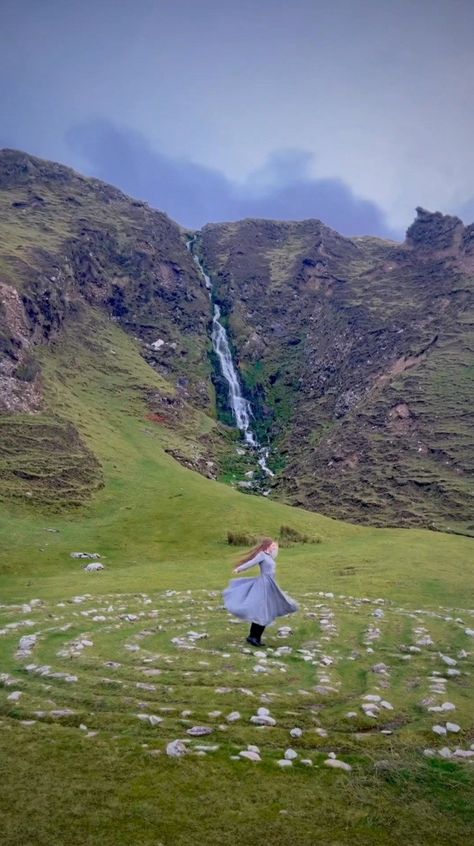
0,149,212,412
199,211,474,533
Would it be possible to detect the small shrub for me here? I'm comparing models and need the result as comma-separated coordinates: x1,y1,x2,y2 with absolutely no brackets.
278,525,321,546
15,354,41,383
227,531,258,547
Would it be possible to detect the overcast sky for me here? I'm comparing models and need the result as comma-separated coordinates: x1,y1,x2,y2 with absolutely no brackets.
1,0,473,236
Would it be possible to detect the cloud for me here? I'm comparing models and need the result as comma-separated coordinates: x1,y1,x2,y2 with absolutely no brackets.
455,197,474,226
66,119,399,237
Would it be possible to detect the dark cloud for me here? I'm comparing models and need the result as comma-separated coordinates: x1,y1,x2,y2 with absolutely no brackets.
66,120,399,238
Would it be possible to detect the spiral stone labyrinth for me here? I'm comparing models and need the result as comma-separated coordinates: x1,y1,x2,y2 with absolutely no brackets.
1,589,473,768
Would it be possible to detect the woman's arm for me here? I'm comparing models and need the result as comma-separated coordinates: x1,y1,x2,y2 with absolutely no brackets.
233,552,264,574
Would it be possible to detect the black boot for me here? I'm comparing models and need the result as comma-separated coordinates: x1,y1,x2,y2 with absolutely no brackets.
246,622,266,647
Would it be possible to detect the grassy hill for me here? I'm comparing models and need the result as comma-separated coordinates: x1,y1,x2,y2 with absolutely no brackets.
1,289,473,846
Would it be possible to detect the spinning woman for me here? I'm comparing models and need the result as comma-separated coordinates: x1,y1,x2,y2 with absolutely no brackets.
223,537,298,646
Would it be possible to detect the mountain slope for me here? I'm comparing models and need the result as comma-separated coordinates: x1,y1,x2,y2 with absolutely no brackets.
1,149,473,533
0,148,212,412
199,213,474,533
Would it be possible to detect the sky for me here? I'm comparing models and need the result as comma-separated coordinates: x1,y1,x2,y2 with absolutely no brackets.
1,0,474,237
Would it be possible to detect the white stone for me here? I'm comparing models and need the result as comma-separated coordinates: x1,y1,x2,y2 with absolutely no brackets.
446,722,461,733
324,759,352,772
166,740,187,757
71,552,101,559
372,663,389,674
284,749,298,760
438,747,452,759
441,702,456,712
432,725,447,735
380,701,394,710
186,726,213,736
363,694,382,702
226,711,241,723
239,750,261,762
290,728,303,738
250,715,276,726
277,759,293,767
7,691,22,702
247,745,260,754
84,562,104,572
136,714,163,726
464,628,474,637
439,654,457,667
257,707,270,717
300,759,313,766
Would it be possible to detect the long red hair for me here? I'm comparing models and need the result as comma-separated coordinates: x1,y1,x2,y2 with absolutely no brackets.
237,537,274,565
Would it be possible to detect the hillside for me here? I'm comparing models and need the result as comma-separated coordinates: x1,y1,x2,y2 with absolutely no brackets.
0,149,233,506
0,148,473,534
199,213,474,534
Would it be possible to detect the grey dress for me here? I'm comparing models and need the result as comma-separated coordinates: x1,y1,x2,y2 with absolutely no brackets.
223,550,299,626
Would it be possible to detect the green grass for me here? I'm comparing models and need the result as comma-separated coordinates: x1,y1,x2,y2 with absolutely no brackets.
1,306,473,846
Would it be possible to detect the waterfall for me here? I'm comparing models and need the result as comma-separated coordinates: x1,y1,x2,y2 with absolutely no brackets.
187,237,274,479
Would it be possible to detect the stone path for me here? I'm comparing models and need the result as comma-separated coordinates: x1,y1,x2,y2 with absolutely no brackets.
0,589,473,769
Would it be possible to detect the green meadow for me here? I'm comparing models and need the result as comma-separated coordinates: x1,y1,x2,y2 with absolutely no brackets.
1,311,473,846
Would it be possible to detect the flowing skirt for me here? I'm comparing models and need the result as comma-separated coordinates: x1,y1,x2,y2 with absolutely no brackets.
223,574,299,627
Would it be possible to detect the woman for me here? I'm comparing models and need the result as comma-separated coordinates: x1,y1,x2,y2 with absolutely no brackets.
223,537,298,646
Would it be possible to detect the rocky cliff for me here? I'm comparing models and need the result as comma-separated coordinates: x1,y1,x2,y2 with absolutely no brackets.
199,212,474,533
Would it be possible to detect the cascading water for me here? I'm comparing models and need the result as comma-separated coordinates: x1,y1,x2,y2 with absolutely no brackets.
187,237,273,480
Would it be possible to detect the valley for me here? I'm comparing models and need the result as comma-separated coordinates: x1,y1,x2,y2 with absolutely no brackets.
0,149,473,846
